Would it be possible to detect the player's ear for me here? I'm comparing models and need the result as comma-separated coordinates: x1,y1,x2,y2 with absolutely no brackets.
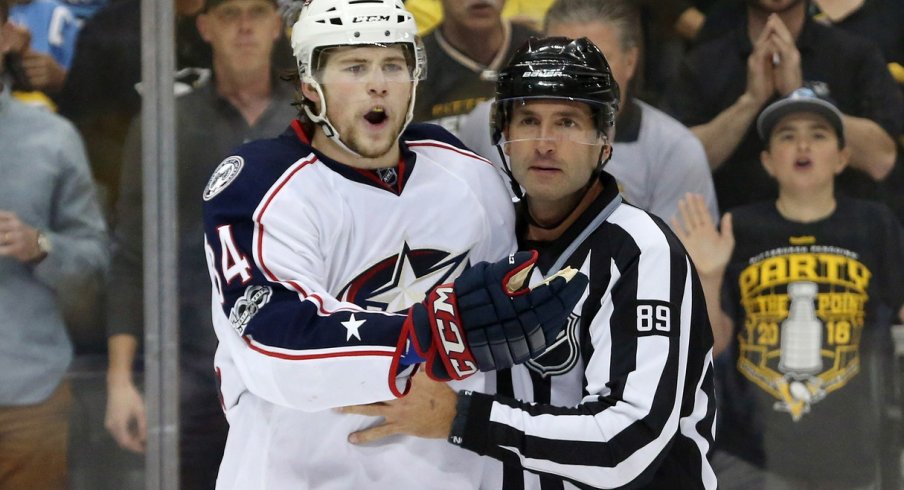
624,46,639,83
301,83,321,104
269,8,282,42
835,146,850,175
196,12,212,42
760,148,776,177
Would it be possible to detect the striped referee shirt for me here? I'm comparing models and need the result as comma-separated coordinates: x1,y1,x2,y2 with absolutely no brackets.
449,172,717,489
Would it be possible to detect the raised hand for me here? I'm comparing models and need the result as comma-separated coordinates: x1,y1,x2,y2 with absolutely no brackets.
764,14,802,96
672,194,734,279
746,20,777,106
21,49,67,93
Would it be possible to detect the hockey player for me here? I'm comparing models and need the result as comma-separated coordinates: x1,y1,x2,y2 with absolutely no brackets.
343,36,718,489
201,0,586,488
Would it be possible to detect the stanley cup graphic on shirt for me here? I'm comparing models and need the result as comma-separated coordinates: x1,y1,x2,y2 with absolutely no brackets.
778,281,823,376
738,246,870,420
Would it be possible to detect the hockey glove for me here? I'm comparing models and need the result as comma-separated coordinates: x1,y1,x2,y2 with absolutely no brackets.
400,251,588,382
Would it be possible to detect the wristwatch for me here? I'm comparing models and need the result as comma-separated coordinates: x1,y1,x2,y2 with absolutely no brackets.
35,230,52,259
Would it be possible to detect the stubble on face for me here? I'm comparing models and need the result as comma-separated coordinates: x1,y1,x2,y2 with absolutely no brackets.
339,103,410,159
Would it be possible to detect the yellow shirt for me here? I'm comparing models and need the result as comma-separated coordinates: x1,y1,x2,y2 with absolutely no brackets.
407,0,554,35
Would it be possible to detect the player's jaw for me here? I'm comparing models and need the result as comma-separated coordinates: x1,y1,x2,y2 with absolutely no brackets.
511,144,596,206
335,100,408,162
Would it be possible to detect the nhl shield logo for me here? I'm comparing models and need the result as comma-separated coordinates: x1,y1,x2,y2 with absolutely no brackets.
204,156,244,201
526,312,581,377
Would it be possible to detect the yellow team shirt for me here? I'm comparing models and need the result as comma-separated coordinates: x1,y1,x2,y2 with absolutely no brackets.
406,0,554,35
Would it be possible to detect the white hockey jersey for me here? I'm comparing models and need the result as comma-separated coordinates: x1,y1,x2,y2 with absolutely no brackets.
202,121,516,489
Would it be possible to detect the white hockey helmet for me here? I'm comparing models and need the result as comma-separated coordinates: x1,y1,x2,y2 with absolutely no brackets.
290,0,426,154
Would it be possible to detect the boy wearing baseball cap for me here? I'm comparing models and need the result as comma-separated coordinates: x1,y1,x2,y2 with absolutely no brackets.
674,87,904,488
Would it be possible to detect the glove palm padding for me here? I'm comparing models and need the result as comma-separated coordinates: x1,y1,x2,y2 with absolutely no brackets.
405,251,588,381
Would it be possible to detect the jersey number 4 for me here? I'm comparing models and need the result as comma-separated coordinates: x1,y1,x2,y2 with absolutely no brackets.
205,225,253,303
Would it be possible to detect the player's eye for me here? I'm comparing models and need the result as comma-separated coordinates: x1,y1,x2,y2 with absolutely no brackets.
383,62,406,73
249,6,270,19
218,7,240,20
558,118,578,129
516,116,539,126
776,132,794,142
344,64,366,74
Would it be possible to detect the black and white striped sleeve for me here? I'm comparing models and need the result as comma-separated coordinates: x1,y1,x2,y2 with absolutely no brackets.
449,212,715,489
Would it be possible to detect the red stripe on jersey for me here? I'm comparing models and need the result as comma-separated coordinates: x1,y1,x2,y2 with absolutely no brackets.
291,119,311,144
251,155,347,315
407,140,494,166
253,155,317,281
251,156,367,317
243,336,394,360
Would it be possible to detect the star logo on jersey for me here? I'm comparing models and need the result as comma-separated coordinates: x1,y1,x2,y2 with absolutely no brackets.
341,313,366,341
337,242,469,313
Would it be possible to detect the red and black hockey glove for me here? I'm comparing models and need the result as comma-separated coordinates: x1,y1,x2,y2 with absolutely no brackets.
399,251,588,382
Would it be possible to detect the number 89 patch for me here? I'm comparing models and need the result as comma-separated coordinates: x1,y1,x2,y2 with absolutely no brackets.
635,300,674,336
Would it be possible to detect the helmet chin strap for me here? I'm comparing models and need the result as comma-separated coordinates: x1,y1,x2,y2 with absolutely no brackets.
304,80,364,158
303,78,420,162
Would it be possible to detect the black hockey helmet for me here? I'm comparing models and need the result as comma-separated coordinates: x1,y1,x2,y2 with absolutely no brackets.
490,36,620,145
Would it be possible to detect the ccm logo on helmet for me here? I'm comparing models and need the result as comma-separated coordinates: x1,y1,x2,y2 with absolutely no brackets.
353,15,391,23
432,286,478,378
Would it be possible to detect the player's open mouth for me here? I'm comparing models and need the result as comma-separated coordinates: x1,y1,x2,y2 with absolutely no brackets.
364,107,389,126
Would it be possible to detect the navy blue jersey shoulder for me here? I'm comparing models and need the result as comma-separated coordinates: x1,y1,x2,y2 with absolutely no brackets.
203,125,314,220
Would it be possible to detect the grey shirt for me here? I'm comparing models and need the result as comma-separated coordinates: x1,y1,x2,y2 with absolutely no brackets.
106,77,297,373
0,86,109,405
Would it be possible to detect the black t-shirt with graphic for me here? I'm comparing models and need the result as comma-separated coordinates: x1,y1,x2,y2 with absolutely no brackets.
716,197,904,485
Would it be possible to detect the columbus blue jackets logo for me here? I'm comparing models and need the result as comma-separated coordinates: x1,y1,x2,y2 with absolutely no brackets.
204,156,244,201
337,242,468,312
